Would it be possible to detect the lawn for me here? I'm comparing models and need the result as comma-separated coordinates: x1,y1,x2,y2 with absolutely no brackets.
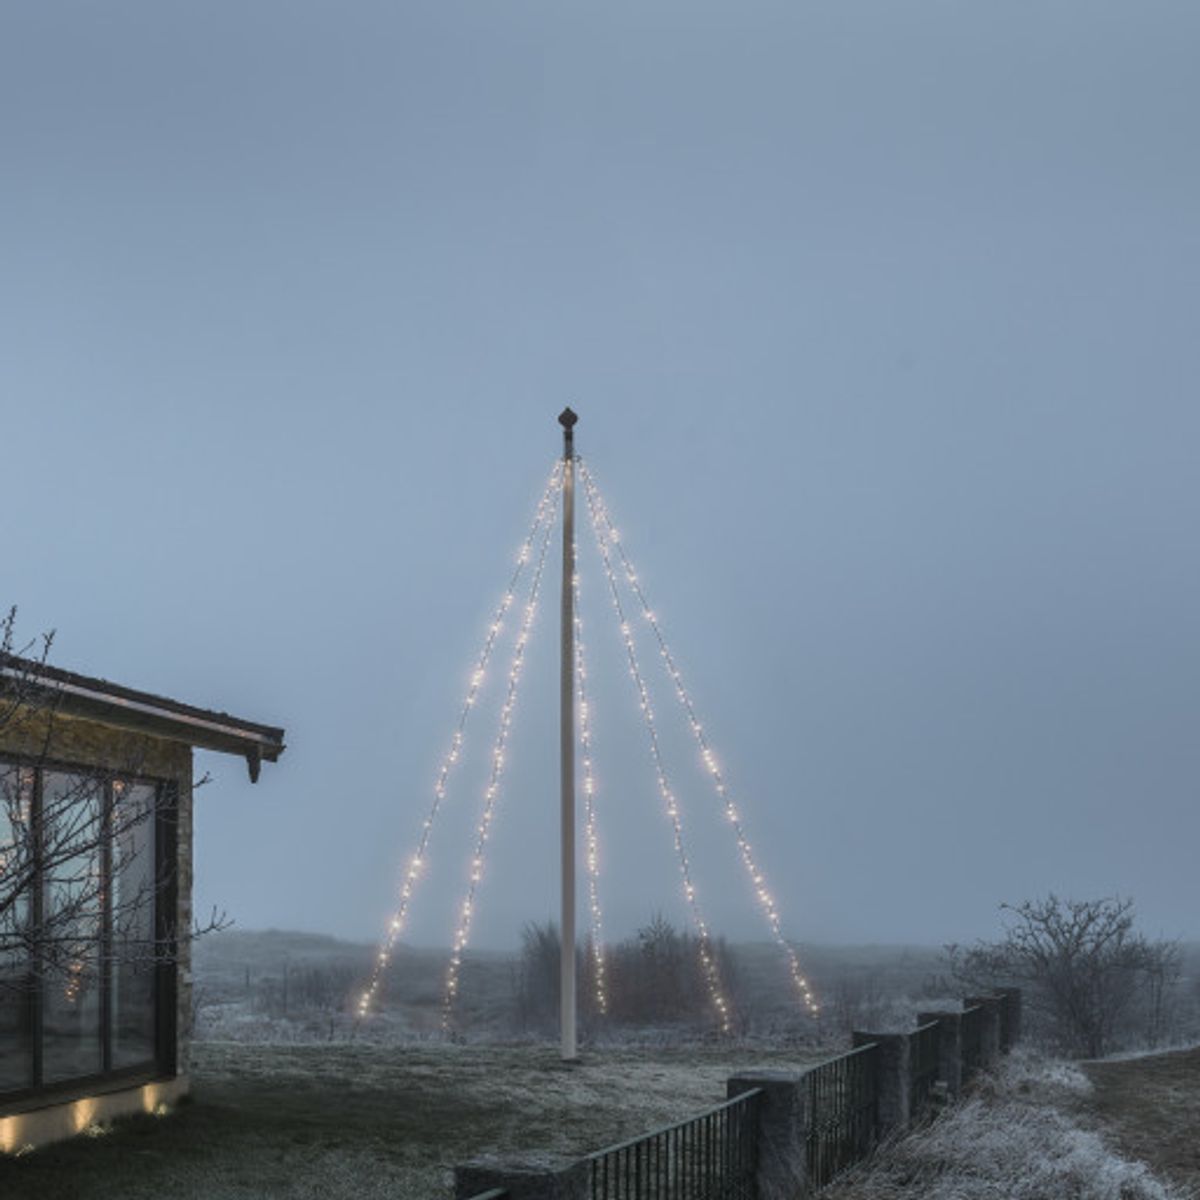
0,1039,828,1200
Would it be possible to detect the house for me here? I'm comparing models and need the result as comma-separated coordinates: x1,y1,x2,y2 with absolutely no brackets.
0,655,284,1149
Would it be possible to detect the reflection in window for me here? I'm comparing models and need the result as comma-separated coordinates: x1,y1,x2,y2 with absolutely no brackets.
0,767,34,1092
0,763,165,1098
42,772,104,1084
112,782,157,1068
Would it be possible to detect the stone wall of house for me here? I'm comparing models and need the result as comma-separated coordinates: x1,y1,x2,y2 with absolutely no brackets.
0,707,194,1083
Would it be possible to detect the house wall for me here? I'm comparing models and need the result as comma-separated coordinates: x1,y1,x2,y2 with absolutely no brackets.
0,708,194,1143
0,1077,190,1153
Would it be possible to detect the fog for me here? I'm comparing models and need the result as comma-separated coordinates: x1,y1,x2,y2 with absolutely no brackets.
2,2,1197,950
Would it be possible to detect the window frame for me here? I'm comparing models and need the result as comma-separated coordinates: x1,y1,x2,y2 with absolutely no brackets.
0,754,177,1111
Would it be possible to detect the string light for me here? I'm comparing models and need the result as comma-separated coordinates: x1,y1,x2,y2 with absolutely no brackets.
356,461,563,1022
441,496,559,1030
573,568,608,1015
580,459,819,1018
581,461,732,1034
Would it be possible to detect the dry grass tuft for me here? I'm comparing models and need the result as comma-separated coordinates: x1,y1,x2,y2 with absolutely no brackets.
824,1049,1180,1200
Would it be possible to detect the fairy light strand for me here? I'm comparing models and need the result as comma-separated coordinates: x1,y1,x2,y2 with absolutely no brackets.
357,461,563,1022
573,567,608,1015
580,459,819,1016
441,495,559,1030
581,461,732,1034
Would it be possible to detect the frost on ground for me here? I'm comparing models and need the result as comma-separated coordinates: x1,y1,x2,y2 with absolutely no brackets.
824,1049,1180,1200
0,1040,829,1200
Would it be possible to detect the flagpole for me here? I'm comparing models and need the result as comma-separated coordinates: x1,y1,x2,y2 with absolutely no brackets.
558,406,579,1062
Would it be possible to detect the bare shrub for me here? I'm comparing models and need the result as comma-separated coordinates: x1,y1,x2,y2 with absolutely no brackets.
948,895,1181,1058
514,914,742,1034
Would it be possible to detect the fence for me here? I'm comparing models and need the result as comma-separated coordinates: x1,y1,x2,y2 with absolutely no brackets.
456,988,1021,1200
960,1004,984,1083
585,1089,760,1200
805,1042,878,1189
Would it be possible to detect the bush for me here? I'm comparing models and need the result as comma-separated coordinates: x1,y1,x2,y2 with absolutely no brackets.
513,915,741,1033
947,896,1181,1058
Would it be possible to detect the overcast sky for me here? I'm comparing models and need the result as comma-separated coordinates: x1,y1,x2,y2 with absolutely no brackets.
3,2,1197,951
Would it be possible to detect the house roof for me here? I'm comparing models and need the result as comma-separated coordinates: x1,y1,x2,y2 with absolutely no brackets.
0,654,285,781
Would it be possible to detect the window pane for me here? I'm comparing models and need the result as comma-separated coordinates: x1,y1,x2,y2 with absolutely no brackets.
0,766,34,1092
111,782,157,1068
41,771,104,1084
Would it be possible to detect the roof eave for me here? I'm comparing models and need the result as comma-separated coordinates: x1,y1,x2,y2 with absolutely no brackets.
0,658,286,782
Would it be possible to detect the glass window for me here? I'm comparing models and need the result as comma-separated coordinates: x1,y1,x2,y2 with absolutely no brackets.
0,766,34,1092
0,760,168,1099
41,772,104,1084
111,782,158,1068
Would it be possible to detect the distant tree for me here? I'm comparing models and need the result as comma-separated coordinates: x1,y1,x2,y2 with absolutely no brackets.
605,913,740,1029
947,895,1180,1057
513,913,741,1034
514,920,563,1033
828,970,889,1037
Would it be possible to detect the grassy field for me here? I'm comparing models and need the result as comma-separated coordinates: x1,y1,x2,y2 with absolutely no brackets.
191,929,951,1044
1084,1046,1200,1195
0,1040,829,1200
17,932,1195,1199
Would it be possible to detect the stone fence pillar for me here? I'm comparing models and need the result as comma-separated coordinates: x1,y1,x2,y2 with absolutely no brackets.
455,1156,588,1200
965,996,1003,1068
994,986,1023,1049
916,1011,963,1099
727,1070,809,1200
851,1032,910,1136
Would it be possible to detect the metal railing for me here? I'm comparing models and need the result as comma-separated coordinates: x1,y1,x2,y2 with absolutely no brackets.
586,1089,761,1200
960,1005,984,1082
459,992,1021,1200
910,1021,940,1116
806,1042,879,1189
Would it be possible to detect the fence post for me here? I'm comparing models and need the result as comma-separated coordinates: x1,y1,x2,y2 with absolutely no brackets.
852,1032,910,1135
965,996,1002,1068
916,1011,963,1099
454,1157,589,1200
994,986,1022,1049
727,1070,809,1200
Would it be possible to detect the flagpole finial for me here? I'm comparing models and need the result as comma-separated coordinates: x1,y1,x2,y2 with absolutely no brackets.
558,408,578,459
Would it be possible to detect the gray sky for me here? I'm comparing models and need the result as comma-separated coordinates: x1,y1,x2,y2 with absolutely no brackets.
3,2,1197,950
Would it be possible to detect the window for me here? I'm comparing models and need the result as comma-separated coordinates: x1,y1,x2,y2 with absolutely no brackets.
0,768,33,1093
0,760,174,1102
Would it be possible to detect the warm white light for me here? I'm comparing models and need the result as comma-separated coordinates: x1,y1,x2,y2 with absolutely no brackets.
581,459,819,1018
573,573,609,1015
357,462,563,1021
582,463,732,1033
441,495,558,1029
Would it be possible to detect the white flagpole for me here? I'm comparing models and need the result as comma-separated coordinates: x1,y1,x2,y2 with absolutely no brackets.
558,407,579,1062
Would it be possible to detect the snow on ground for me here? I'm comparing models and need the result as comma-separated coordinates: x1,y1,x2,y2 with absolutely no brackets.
0,1039,830,1200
